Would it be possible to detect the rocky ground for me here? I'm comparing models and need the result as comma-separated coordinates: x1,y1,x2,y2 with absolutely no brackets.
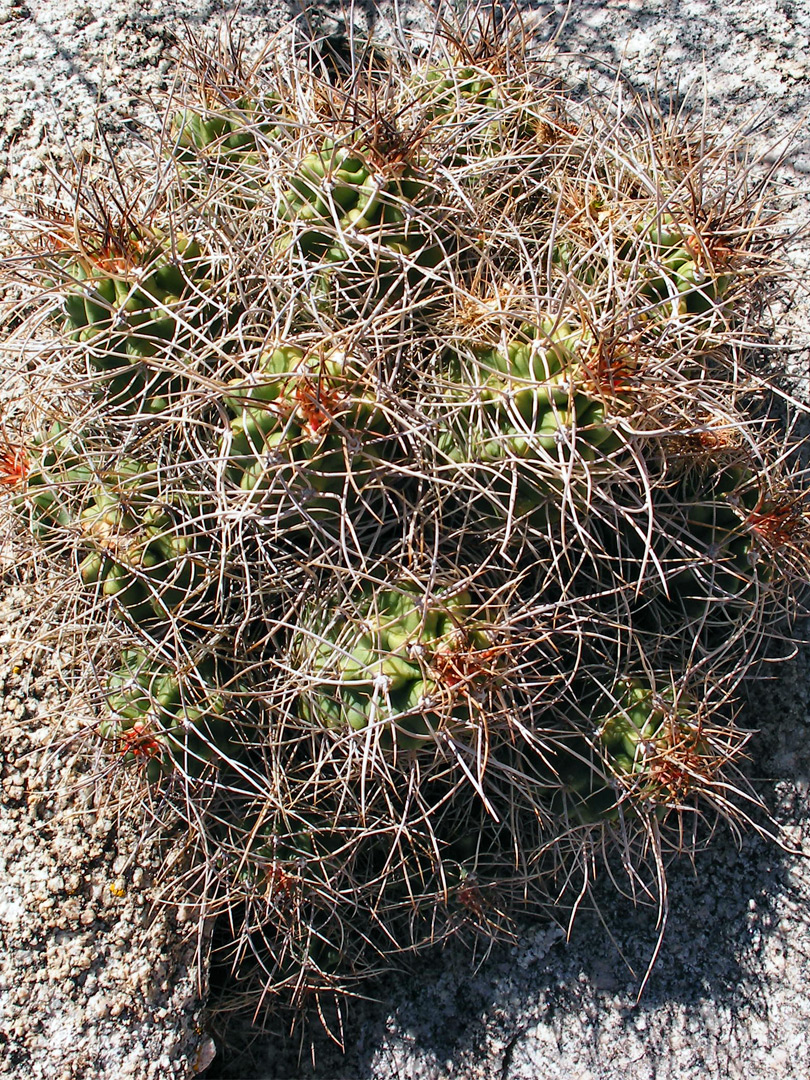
0,569,215,1080
1,1,810,1078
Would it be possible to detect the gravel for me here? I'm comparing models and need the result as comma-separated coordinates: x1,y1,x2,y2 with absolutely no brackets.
1,1,809,1078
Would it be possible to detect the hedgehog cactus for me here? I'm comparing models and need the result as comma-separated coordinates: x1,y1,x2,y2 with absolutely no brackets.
596,679,710,802
58,230,209,353
657,460,768,616
171,98,285,201
221,343,398,534
234,805,349,904
436,320,627,527
278,140,433,257
555,203,737,324
100,648,234,781
9,421,95,542
634,213,735,316
416,62,551,168
420,64,504,116
173,98,283,166
546,677,713,825
296,580,499,750
77,462,209,624
276,137,449,308
50,228,217,412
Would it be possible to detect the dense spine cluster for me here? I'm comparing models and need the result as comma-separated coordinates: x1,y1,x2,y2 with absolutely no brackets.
2,5,808,1037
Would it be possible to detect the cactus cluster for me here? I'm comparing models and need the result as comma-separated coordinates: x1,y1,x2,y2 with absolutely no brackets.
2,5,808,1042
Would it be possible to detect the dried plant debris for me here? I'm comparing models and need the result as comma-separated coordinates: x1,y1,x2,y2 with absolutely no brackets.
1,0,808,1056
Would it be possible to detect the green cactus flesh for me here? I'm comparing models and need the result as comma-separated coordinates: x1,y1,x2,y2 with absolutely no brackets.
54,231,218,410
171,98,285,195
660,462,768,612
554,209,735,318
277,139,447,301
542,678,709,824
296,581,496,750
414,64,548,166
100,648,234,781
437,321,625,524
631,213,735,315
420,64,502,114
12,422,95,542
221,344,396,531
640,255,732,317
59,232,208,351
77,461,209,623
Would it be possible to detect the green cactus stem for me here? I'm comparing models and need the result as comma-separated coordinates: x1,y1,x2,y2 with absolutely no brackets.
220,343,398,534
77,461,210,624
553,207,736,322
278,140,430,256
436,320,627,528
540,677,712,825
49,228,221,412
171,97,285,198
276,137,450,307
419,64,503,116
99,648,236,781
57,230,209,353
414,63,553,168
9,421,95,543
295,580,498,750
630,212,736,316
